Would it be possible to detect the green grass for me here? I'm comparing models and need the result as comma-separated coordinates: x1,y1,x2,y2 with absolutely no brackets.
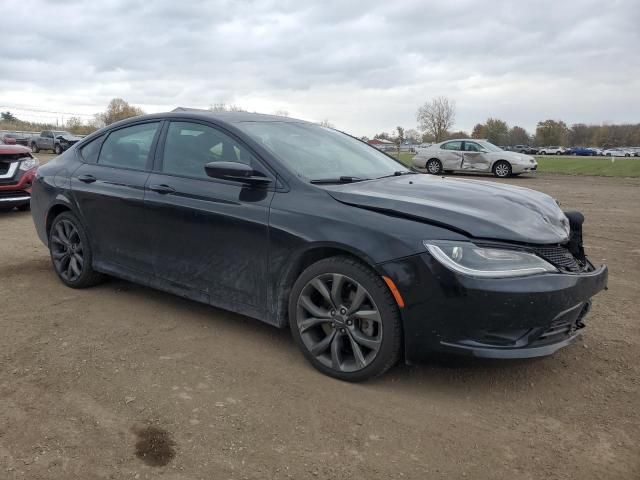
389,152,640,177
534,156,640,177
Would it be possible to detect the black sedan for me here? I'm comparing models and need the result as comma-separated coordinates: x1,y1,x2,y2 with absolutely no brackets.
31,112,608,381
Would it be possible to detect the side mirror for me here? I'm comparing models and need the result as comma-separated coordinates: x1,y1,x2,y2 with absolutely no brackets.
204,161,272,187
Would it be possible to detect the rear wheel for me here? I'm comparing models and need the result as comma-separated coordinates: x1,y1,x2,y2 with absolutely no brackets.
49,212,104,288
493,161,512,178
289,256,402,382
426,158,443,175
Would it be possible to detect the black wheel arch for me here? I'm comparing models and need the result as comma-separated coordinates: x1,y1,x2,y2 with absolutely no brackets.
273,243,383,328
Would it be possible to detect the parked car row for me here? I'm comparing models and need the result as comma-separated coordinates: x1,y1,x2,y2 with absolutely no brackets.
505,145,640,156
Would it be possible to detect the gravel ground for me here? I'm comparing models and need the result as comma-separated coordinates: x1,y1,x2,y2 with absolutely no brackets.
1,163,639,479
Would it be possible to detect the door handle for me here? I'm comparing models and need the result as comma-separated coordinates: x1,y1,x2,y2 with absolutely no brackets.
148,184,176,194
78,174,97,183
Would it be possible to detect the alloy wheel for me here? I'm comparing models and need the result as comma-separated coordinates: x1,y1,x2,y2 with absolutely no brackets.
427,159,441,174
494,163,511,177
296,273,383,373
50,219,85,282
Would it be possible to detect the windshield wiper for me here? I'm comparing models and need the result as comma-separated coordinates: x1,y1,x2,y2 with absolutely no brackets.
310,176,370,184
376,170,417,179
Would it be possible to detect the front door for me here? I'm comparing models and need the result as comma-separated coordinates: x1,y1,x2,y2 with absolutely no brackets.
461,141,492,171
144,120,275,313
71,121,161,273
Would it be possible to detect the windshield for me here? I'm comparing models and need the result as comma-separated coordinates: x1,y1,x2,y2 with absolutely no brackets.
236,121,409,181
477,140,504,152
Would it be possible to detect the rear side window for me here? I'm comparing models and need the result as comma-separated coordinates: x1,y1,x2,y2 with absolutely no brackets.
79,135,104,163
441,141,462,151
98,122,160,170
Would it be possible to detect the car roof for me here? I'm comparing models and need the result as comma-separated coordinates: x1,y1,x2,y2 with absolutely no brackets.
109,110,311,131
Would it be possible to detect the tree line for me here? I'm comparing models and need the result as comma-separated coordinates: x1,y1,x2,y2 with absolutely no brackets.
363,96,640,148
3,96,638,148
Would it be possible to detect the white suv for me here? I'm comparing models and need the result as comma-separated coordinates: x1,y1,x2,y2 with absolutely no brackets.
538,146,566,155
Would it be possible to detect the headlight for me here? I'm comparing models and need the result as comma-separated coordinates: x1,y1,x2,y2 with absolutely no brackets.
424,241,557,278
19,157,39,171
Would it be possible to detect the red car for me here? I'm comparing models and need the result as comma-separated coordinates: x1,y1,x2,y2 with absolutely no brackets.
0,143,39,211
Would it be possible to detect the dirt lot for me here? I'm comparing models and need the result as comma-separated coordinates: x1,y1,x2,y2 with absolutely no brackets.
1,163,639,479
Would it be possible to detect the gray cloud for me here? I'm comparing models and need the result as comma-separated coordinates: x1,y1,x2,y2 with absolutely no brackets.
1,0,638,135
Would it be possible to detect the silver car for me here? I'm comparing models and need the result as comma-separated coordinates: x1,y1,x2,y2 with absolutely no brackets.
413,139,538,178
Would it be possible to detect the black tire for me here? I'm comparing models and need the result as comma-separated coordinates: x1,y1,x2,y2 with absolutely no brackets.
493,160,512,178
556,151,562,155
425,158,443,175
31,143,39,153
49,211,104,288
289,256,402,382
54,144,63,155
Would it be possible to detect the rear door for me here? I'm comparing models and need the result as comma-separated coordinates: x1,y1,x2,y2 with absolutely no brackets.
461,141,492,171
144,120,275,312
438,141,464,170
71,121,162,273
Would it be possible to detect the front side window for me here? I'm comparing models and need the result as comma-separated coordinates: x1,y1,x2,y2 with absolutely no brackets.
98,122,159,170
441,141,462,151
161,121,256,179
464,142,482,152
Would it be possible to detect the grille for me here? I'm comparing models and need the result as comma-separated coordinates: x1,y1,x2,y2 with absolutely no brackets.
0,162,10,175
0,190,27,199
533,245,586,272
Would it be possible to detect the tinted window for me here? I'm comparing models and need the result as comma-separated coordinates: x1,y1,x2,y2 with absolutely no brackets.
441,141,462,151
464,142,482,152
98,122,159,170
79,135,104,163
161,121,256,179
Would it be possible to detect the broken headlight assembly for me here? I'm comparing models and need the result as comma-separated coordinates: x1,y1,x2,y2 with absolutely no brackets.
424,241,558,278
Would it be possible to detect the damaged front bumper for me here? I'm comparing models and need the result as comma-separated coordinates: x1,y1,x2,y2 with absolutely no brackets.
379,252,608,364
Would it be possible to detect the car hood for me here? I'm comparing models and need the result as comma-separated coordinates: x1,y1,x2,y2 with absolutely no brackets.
324,175,570,244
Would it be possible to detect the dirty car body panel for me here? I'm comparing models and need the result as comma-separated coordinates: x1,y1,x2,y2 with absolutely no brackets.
31,112,607,366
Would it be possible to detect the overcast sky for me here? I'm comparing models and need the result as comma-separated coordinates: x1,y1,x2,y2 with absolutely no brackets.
1,0,639,136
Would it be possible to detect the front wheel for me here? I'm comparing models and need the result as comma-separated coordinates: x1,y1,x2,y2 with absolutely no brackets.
493,161,512,178
54,144,63,155
49,212,104,288
289,256,402,382
426,158,443,175
31,143,39,153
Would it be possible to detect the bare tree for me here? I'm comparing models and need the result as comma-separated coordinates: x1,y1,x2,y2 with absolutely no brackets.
416,97,456,143
273,110,290,117
209,103,246,112
98,98,145,126
318,119,334,128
